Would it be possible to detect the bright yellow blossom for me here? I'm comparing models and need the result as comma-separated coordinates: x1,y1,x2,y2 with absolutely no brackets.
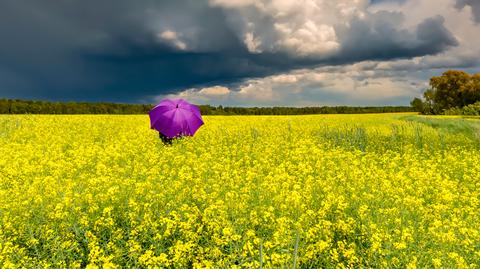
0,113,479,267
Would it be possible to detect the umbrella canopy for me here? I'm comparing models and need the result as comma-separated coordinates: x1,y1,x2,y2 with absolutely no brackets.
149,98,204,138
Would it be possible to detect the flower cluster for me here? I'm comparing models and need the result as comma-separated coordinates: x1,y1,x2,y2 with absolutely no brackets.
0,114,479,268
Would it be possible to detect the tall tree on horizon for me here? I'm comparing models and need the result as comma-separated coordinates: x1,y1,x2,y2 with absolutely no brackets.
420,70,480,114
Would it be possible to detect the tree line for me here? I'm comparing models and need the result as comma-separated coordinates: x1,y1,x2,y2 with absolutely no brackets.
0,99,152,114
0,99,413,115
199,105,413,115
411,70,480,115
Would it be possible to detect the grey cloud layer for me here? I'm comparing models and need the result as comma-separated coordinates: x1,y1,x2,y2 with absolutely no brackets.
456,0,480,23
0,0,459,102
335,13,457,62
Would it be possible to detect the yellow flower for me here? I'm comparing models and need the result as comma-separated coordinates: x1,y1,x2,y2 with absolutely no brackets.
1,113,479,267
432,258,442,268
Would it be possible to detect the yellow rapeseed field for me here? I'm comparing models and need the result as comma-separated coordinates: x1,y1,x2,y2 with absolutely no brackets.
0,113,479,268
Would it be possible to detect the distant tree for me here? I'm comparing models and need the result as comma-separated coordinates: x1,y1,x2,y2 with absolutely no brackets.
429,70,470,109
411,70,480,114
410,97,424,112
461,73,480,106
421,70,480,114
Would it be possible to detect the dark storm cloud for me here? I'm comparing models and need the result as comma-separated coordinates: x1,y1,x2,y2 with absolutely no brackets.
0,0,244,101
0,0,304,101
456,0,480,23
335,13,458,63
0,0,459,102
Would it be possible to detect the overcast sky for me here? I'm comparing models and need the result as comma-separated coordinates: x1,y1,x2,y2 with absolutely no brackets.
1,0,479,106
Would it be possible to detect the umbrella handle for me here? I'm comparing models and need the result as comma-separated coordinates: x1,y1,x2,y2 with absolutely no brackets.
159,132,173,145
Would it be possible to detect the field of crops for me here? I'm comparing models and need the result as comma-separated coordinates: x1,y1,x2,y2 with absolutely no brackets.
1,113,479,268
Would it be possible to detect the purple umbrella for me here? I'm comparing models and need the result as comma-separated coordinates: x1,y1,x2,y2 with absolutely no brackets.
149,98,204,138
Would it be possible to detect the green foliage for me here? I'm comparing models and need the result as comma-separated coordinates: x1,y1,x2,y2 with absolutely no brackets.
462,101,480,116
443,107,464,115
412,70,480,114
410,98,424,112
402,115,480,141
444,101,480,116
429,70,471,109
198,105,413,115
317,126,369,152
0,99,153,114
0,99,414,115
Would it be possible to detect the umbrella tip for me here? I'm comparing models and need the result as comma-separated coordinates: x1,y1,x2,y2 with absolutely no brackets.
176,104,179,108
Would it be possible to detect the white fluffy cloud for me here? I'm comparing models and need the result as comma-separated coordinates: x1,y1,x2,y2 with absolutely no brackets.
158,30,187,50
160,61,425,106
163,0,479,107
206,0,459,59
198,86,231,96
208,0,371,56
160,86,232,105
